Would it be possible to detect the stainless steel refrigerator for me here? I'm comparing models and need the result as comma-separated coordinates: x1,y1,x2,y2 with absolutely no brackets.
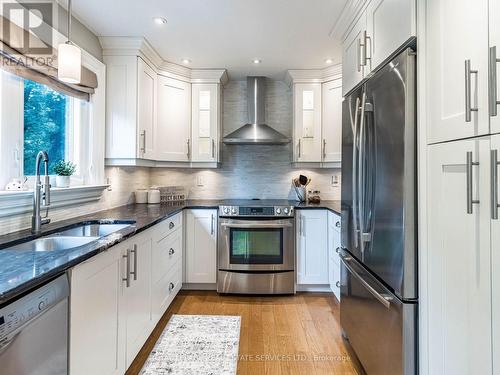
340,47,417,375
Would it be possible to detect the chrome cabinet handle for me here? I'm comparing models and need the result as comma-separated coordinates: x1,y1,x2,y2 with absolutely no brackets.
187,139,190,157
212,139,215,158
323,139,326,159
341,255,391,309
122,249,131,287
130,244,137,281
490,46,500,117
335,281,340,288
357,38,362,72
492,150,500,219
465,60,479,122
169,282,175,291
298,139,301,158
359,30,371,68
140,130,146,153
169,248,175,255
466,151,480,214
169,221,175,230
211,214,215,235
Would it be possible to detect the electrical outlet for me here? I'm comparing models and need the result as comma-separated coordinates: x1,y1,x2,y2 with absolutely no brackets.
331,174,340,187
197,175,205,187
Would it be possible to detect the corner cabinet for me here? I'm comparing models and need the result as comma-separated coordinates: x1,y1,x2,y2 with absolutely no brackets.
102,38,227,167
156,75,191,162
184,209,217,284
287,70,343,166
296,209,329,285
191,83,221,163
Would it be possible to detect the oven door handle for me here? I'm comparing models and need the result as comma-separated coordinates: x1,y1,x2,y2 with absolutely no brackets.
220,223,293,229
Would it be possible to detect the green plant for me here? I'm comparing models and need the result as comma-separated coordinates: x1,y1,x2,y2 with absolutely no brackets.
53,160,76,176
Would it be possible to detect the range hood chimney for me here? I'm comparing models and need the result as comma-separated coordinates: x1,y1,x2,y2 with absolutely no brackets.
223,77,290,145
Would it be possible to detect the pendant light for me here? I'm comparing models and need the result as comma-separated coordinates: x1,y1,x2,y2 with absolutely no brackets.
58,0,81,84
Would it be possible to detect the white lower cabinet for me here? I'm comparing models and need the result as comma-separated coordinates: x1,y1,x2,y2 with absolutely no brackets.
296,210,329,285
328,211,341,301
123,232,152,367
185,209,217,284
428,137,492,375
69,241,127,375
70,213,183,375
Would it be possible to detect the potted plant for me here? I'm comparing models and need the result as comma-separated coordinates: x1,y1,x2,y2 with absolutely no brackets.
53,160,76,188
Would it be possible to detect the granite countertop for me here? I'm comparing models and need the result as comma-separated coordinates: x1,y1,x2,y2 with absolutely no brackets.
0,199,340,305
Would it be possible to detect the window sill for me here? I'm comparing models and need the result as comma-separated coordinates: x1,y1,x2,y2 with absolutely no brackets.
0,184,109,218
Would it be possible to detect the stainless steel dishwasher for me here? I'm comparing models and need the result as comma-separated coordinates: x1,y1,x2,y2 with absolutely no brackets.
0,274,69,374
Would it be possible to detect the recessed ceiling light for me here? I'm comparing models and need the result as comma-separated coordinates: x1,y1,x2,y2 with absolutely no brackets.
253,59,262,64
325,58,333,64
153,17,167,25
182,59,191,64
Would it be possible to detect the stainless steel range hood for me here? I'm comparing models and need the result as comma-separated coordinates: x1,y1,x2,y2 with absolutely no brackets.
223,77,290,145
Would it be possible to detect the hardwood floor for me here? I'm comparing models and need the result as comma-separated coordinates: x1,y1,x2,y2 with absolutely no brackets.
126,291,363,375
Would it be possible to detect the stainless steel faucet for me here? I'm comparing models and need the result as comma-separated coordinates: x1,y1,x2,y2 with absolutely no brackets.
32,151,51,234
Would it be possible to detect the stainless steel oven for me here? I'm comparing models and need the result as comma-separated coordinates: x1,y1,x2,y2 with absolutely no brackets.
217,204,295,294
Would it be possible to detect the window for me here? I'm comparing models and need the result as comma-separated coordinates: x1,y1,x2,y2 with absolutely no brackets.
0,69,91,187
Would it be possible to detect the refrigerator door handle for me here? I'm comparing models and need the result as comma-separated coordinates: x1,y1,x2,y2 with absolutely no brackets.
341,255,392,309
351,96,361,248
358,92,367,258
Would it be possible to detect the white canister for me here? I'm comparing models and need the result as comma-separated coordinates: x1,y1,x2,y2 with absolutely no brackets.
135,189,148,204
147,189,161,204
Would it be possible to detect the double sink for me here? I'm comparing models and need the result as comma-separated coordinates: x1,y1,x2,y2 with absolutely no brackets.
4,223,134,252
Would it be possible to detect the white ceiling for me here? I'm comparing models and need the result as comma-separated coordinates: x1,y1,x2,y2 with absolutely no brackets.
73,0,348,80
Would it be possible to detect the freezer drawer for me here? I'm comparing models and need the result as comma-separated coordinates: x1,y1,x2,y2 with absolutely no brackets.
340,252,416,375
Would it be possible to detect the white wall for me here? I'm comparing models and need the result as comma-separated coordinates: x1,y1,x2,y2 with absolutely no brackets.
150,80,341,200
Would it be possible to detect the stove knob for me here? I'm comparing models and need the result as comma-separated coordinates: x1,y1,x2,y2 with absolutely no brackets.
231,207,238,215
223,207,230,214
276,208,282,214
283,207,289,215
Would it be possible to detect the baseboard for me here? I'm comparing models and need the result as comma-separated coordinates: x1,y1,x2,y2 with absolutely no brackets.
296,284,333,292
182,283,217,291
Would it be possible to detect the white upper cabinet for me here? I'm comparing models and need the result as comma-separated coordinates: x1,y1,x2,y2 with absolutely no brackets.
342,12,367,96
137,58,157,160
156,75,191,162
341,0,416,96
427,137,492,375
490,0,500,135
191,83,221,163
296,210,329,285
366,0,415,69
185,209,217,284
322,79,343,163
293,83,323,162
426,0,489,143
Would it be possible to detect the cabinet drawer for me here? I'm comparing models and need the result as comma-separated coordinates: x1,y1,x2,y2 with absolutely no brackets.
152,230,182,284
151,259,182,322
153,213,182,242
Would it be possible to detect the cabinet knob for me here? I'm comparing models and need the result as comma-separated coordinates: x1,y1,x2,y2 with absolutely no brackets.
336,281,340,288
169,248,175,255
335,221,341,228
335,247,340,254
169,282,175,291
169,222,175,229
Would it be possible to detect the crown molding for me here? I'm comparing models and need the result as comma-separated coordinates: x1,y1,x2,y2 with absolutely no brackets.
285,64,342,87
100,36,228,84
329,0,370,43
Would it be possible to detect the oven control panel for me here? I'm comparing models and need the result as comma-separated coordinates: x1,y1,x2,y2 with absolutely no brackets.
219,206,294,217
